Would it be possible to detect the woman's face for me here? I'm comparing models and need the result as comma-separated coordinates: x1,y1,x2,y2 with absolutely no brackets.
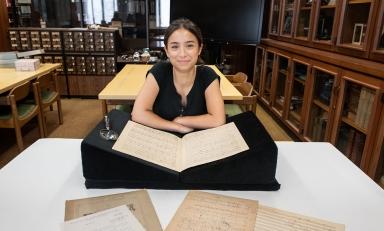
165,28,202,72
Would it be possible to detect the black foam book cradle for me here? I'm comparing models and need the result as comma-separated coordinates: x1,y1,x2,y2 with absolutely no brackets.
81,110,280,191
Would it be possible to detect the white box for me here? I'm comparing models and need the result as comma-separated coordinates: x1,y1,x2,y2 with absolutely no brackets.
15,59,40,71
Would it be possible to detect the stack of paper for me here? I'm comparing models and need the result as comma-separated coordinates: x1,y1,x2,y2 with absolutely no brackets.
62,190,162,231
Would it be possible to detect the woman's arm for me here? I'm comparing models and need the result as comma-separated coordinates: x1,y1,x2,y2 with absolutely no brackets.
131,73,194,133
173,79,226,129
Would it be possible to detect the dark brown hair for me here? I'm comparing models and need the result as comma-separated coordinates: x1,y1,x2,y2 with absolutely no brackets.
164,18,203,48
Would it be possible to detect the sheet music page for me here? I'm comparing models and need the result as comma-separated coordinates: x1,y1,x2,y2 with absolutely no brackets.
165,191,258,231
61,205,146,231
181,122,249,171
254,205,345,231
113,121,183,171
65,190,162,231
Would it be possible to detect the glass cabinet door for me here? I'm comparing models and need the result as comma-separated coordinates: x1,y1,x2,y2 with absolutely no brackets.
334,83,373,166
286,60,310,133
304,67,338,141
294,0,315,40
379,139,384,188
368,105,384,186
313,0,339,44
372,0,384,55
253,47,265,95
280,0,296,37
260,51,276,104
337,0,375,50
272,54,290,116
269,0,282,35
332,71,383,170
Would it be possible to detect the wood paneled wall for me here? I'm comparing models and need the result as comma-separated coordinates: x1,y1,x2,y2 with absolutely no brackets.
0,0,10,51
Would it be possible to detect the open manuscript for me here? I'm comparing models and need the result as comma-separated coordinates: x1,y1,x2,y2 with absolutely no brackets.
112,121,249,172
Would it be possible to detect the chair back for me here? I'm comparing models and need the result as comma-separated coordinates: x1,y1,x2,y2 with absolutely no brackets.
9,81,32,102
33,71,63,137
235,82,253,96
36,73,58,93
0,80,44,151
226,72,248,84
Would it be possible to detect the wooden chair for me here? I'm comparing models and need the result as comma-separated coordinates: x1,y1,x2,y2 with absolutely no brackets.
225,72,248,86
33,72,63,136
225,82,257,117
0,81,44,152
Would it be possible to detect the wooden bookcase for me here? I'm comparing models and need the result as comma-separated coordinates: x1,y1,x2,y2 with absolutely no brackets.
258,0,384,183
267,0,383,62
256,43,384,180
331,70,384,171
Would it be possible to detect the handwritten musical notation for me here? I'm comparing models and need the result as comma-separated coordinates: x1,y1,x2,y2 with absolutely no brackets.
61,205,146,231
113,121,249,172
165,191,258,231
64,190,162,231
254,205,345,231
182,122,249,169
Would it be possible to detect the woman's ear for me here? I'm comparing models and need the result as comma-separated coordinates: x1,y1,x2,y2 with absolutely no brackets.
199,44,203,55
164,46,169,58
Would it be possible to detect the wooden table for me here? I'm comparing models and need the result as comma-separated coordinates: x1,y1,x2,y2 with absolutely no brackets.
0,63,61,94
98,64,243,115
1,139,384,231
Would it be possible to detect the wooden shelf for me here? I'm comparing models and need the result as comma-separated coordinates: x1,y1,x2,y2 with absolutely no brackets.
320,4,337,9
341,116,367,134
294,77,305,85
313,99,330,112
348,0,372,5
289,110,301,122
279,69,288,75
300,7,312,10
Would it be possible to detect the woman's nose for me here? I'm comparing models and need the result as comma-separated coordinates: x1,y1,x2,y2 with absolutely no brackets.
179,47,186,56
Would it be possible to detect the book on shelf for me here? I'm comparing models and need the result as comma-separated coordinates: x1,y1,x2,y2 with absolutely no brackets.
318,77,334,105
344,128,356,159
112,120,249,172
311,111,327,141
336,126,352,157
345,84,360,121
355,87,374,129
350,131,365,165
362,89,374,129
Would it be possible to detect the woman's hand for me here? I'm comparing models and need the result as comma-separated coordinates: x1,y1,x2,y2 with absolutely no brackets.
173,117,194,133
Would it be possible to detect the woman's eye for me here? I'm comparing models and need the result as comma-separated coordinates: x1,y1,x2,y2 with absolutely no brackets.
171,46,178,50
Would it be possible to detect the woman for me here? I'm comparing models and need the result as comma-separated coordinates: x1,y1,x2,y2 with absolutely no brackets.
131,18,225,133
